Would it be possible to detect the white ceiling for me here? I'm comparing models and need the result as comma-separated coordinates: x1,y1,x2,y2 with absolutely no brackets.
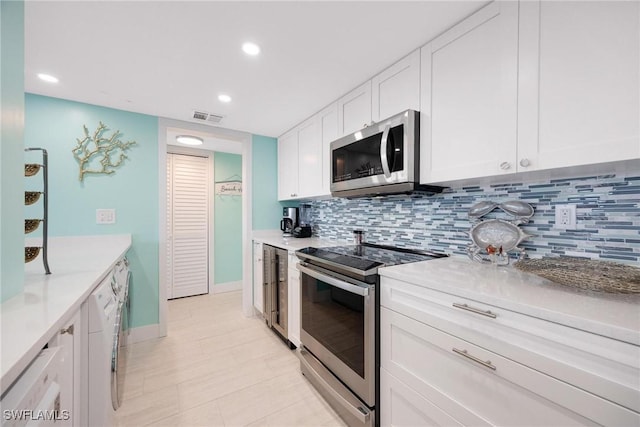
25,1,487,138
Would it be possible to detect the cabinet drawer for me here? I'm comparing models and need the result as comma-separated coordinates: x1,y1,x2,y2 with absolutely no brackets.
381,307,639,426
381,277,640,412
381,368,465,427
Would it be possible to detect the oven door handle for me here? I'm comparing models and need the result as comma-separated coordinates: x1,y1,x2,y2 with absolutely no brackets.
298,264,369,297
380,124,392,179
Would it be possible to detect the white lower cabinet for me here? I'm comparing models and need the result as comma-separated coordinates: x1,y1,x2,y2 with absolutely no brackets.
379,277,640,426
380,368,462,427
287,251,301,347
47,307,86,427
252,241,263,313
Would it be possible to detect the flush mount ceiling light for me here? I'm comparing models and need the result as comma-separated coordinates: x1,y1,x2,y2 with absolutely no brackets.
242,42,260,56
175,135,203,146
218,94,232,103
37,73,59,83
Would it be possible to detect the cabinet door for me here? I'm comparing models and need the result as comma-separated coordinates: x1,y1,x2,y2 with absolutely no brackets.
381,368,463,427
48,309,83,427
297,116,323,198
320,103,338,196
420,1,519,183
337,80,372,137
381,307,635,427
253,241,263,313
372,49,420,123
287,252,301,347
518,1,640,171
277,130,299,200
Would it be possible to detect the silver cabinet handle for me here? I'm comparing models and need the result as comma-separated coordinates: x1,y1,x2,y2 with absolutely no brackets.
61,325,74,335
452,302,496,318
519,158,531,167
453,348,496,371
500,161,511,170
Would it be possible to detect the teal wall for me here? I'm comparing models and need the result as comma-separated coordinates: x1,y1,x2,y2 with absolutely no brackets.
213,152,242,284
251,135,283,230
24,94,159,328
0,0,26,302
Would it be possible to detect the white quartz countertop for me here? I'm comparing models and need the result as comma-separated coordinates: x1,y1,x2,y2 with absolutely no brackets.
252,229,348,251
1,234,132,392
379,256,640,345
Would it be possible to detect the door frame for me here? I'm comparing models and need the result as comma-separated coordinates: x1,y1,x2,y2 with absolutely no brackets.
166,149,214,299
158,118,253,337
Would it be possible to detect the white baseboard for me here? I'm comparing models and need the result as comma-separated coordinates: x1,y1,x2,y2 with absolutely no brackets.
212,280,242,294
126,323,162,345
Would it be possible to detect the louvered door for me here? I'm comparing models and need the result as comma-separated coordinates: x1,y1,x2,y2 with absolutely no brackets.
167,153,210,299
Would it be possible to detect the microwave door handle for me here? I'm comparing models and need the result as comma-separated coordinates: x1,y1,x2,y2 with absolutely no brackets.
380,124,392,178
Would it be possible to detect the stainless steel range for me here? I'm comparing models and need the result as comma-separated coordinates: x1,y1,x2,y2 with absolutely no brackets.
296,243,447,427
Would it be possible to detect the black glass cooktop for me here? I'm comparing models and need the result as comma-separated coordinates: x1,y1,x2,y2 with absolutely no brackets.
297,243,446,275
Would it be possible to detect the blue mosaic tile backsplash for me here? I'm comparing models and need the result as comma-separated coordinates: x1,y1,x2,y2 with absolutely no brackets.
309,174,640,265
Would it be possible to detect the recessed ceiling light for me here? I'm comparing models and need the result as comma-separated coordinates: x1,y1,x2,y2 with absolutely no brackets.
176,135,203,146
37,73,59,83
218,94,232,103
242,42,260,56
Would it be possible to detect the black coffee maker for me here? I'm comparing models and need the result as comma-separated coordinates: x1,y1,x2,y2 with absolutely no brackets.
293,204,312,238
280,207,298,236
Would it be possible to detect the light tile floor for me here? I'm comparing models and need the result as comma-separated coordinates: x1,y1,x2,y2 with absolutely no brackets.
116,291,347,427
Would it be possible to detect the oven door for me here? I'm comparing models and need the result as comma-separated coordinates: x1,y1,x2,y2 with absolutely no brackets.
330,109,417,194
298,263,376,406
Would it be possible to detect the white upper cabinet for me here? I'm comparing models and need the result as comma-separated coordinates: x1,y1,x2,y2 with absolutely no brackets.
420,0,639,185
320,103,339,196
420,1,519,183
278,103,337,201
277,130,299,200
371,49,421,123
517,1,640,171
337,80,372,137
297,116,323,198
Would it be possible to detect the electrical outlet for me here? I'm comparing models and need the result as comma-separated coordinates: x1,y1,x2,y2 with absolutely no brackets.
555,204,576,229
96,209,116,224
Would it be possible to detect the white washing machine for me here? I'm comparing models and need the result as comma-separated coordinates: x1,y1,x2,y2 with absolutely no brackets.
87,275,118,426
110,257,130,411
111,257,130,305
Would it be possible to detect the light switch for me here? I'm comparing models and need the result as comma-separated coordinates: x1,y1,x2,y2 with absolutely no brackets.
96,209,116,224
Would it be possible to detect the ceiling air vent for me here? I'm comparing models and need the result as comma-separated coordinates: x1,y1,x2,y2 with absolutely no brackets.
192,110,223,124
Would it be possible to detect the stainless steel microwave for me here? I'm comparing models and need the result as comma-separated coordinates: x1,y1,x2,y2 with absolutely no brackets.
330,109,442,198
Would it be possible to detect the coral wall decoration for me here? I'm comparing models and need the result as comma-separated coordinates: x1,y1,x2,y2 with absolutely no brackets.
72,121,136,181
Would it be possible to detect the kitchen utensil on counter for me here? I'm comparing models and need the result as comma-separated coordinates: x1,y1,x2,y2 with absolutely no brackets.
24,163,41,177
468,219,531,265
293,226,312,238
353,230,365,244
299,204,312,226
280,207,298,236
25,219,42,234
468,201,498,218
498,200,535,222
292,204,312,238
515,257,640,293
468,200,535,223
25,246,41,263
25,191,43,205
24,148,51,274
